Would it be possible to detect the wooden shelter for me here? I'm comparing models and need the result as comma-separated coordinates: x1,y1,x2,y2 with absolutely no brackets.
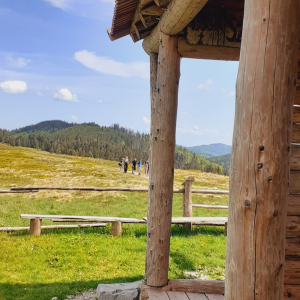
108,0,300,299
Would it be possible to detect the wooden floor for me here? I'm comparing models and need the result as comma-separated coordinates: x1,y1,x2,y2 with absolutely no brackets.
148,289,224,300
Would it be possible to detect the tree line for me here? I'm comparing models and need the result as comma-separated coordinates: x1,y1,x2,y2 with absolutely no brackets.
0,121,225,175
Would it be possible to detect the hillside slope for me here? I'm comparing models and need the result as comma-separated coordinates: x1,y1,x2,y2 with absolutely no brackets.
187,143,232,158
0,121,224,175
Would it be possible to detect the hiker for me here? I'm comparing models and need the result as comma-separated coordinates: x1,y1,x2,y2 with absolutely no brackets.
144,160,148,175
124,156,128,173
118,159,123,171
138,159,142,176
132,158,137,174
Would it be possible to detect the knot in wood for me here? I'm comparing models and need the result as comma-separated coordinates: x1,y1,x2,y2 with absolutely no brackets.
244,200,251,207
258,163,263,169
273,210,278,217
259,145,265,151
152,136,157,141
268,176,273,182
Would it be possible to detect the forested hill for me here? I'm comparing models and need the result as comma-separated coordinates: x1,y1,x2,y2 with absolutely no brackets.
186,143,232,158
0,121,224,175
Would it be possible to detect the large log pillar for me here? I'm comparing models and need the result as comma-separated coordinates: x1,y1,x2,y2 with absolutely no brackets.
225,0,300,299
145,32,180,287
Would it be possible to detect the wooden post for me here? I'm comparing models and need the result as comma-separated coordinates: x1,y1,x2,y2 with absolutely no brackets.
225,0,300,299
110,221,122,237
145,32,180,287
182,176,194,231
29,219,42,236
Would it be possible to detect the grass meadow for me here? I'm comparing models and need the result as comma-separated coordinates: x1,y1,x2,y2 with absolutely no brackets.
0,143,229,300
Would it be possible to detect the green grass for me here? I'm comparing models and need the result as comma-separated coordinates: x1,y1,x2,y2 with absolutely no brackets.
0,143,229,300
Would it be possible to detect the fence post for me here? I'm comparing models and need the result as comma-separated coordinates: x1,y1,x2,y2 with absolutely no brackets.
111,221,122,237
182,176,195,231
29,219,42,236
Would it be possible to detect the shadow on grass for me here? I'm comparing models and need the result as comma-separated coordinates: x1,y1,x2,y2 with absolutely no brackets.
5,224,225,238
0,276,144,300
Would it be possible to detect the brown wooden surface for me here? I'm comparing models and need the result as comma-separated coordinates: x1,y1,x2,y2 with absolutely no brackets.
182,177,194,222
286,237,300,259
142,0,209,54
284,285,300,299
110,221,122,237
192,205,228,210
291,124,300,143
289,171,300,193
145,32,180,287
143,217,227,225
225,0,300,299
284,260,300,285
29,219,42,236
178,39,240,61
293,106,300,123
287,195,300,216
290,144,300,171
286,216,300,236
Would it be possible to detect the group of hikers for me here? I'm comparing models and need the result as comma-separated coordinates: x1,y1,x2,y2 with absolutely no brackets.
118,157,149,176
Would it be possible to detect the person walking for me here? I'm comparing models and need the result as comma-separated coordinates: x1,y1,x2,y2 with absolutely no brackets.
118,158,123,171
144,160,148,175
124,156,128,173
138,159,142,176
132,158,137,174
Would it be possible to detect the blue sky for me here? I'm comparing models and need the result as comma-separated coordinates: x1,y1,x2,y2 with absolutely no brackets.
0,0,239,147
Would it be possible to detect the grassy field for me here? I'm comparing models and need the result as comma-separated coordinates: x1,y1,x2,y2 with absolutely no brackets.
0,143,229,300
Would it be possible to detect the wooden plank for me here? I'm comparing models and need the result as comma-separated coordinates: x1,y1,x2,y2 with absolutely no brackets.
205,295,224,300
284,285,300,299
191,189,229,195
0,223,107,232
290,144,300,171
192,205,228,210
167,291,189,300
148,289,169,300
225,0,300,299
287,195,300,216
161,280,225,294
20,214,142,223
143,217,227,225
293,106,300,123
186,293,208,300
286,216,300,236
143,0,209,54
145,32,180,287
292,124,300,143
284,260,300,285
289,171,300,193
178,39,240,61
286,237,300,259
0,190,38,193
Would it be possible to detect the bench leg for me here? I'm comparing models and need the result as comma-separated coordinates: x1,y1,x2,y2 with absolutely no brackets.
183,223,192,231
224,222,228,236
111,221,122,237
29,219,42,236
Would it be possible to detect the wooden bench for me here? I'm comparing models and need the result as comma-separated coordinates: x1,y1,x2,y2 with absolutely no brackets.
143,216,228,233
20,214,146,236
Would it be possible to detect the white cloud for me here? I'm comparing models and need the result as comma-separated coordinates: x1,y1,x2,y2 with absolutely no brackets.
0,80,27,94
74,50,149,79
42,0,69,10
205,129,218,134
182,112,190,117
96,99,103,103
228,91,235,96
198,79,213,90
53,88,79,102
6,55,30,68
142,117,150,124
71,115,78,120
36,91,43,96
177,127,204,136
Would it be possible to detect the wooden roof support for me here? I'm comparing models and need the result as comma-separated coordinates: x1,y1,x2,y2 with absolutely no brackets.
225,0,300,299
142,0,209,54
145,32,180,287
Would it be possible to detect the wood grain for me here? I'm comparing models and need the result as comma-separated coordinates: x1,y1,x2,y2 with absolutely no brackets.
145,32,180,287
167,291,189,300
186,293,208,300
284,285,300,299
225,0,300,299
286,237,300,259
284,260,300,285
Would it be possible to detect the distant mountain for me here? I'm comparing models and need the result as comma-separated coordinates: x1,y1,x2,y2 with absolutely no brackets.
186,143,232,158
208,154,231,175
12,120,75,135
0,120,225,175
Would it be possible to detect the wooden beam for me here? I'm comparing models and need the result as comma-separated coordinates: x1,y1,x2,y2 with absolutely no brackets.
284,285,300,300
225,0,300,299
142,0,209,54
178,38,240,61
192,204,228,210
153,0,169,8
145,32,180,287
140,4,164,16
287,194,300,216
107,27,131,41
284,260,300,285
